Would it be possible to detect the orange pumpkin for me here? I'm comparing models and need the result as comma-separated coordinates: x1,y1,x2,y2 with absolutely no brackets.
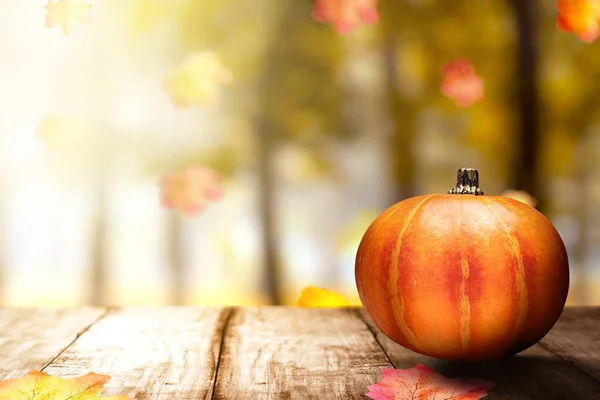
355,168,569,361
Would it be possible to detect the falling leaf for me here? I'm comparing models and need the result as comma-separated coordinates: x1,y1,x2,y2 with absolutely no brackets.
296,286,349,307
0,369,131,399
556,0,600,43
35,114,83,148
159,165,225,217
312,0,379,35
164,50,233,109
365,365,495,400
502,189,537,208
441,59,485,108
44,0,93,36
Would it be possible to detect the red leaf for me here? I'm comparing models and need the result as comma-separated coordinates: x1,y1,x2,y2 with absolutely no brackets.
441,59,485,108
366,365,495,400
311,0,379,35
159,165,224,217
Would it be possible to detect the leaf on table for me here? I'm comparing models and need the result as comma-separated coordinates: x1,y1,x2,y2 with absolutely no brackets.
502,189,537,208
44,0,93,36
312,0,379,35
441,59,485,108
556,0,600,43
164,50,233,109
0,370,131,400
159,165,225,217
296,285,349,308
366,365,495,400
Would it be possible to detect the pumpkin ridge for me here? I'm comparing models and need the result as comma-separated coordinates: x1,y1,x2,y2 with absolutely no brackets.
388,194,437,350
482,197,529,343
459,256,471,353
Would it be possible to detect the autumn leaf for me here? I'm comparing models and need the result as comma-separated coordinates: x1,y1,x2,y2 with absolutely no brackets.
36,114,83,148
366,365,495,400
296,285,349,307
164,50,233,109
159,165,225,217
502,189,537,208
44,0,93,36
0,370,130,400
441,59,485,108
312,0,379,35
556,0,600,43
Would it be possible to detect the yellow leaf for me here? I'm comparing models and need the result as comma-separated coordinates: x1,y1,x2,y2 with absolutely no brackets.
44,0,93,36
36,114,83,148
164,50,233,109
296,286,349,308
0,370,131,400
501,189,537,208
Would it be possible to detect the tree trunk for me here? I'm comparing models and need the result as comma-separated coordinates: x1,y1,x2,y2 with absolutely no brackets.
253,2,294,306
380,21,417,202
89,182,109,306
256,120,281,305
511,0,543,212
168,213,186,305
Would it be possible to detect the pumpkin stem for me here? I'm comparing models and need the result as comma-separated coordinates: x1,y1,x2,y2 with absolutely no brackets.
448,168,484,195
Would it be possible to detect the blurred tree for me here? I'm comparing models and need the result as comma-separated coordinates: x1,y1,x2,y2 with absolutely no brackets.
379,0,417,201
135,0,348,304
510,0,544,212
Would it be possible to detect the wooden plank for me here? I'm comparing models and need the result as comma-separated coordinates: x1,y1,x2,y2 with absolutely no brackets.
0,307,107,379
539,306,600,381
212,306,392,400
358,308,600,400
43,307,230,400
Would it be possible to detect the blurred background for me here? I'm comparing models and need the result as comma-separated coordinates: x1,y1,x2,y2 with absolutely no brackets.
0,0,598,307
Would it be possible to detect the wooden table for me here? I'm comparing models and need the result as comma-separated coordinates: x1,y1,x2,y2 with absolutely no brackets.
0,306,598,399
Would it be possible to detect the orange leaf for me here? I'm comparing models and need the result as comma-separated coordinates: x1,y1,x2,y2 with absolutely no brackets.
159,165,225,217
44,0,93,36
0,370,131,399
296,285,349,308
441,59,485,108
312,0,379,35
502,189,537,208
366,365,495,400
556,0,600,43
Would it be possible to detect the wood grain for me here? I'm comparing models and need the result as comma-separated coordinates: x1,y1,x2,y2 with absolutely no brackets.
212,307,392,400
539,306,600,382
0,307,106,379
43,307,230,400
358,308,600,400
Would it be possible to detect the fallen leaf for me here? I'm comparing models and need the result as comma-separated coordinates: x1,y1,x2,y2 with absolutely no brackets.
164,50,233,109
44,0,93,36
441,59,485,108
159,165,225,217
0,370,131,399
556,0,600,43
312,0,379,35
502,189,537,208
296,285,349,307
366,365,495,400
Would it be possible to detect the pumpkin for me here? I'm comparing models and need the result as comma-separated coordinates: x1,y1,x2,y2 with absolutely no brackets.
355,168,569,361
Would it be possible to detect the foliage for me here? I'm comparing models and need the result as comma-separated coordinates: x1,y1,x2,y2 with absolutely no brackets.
365,365,495,400
312,0,380,34
164,50,233,109
296,285,349,307
556,0,600,43
0,370,130,400
441,60,485,108
44,0,93,36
